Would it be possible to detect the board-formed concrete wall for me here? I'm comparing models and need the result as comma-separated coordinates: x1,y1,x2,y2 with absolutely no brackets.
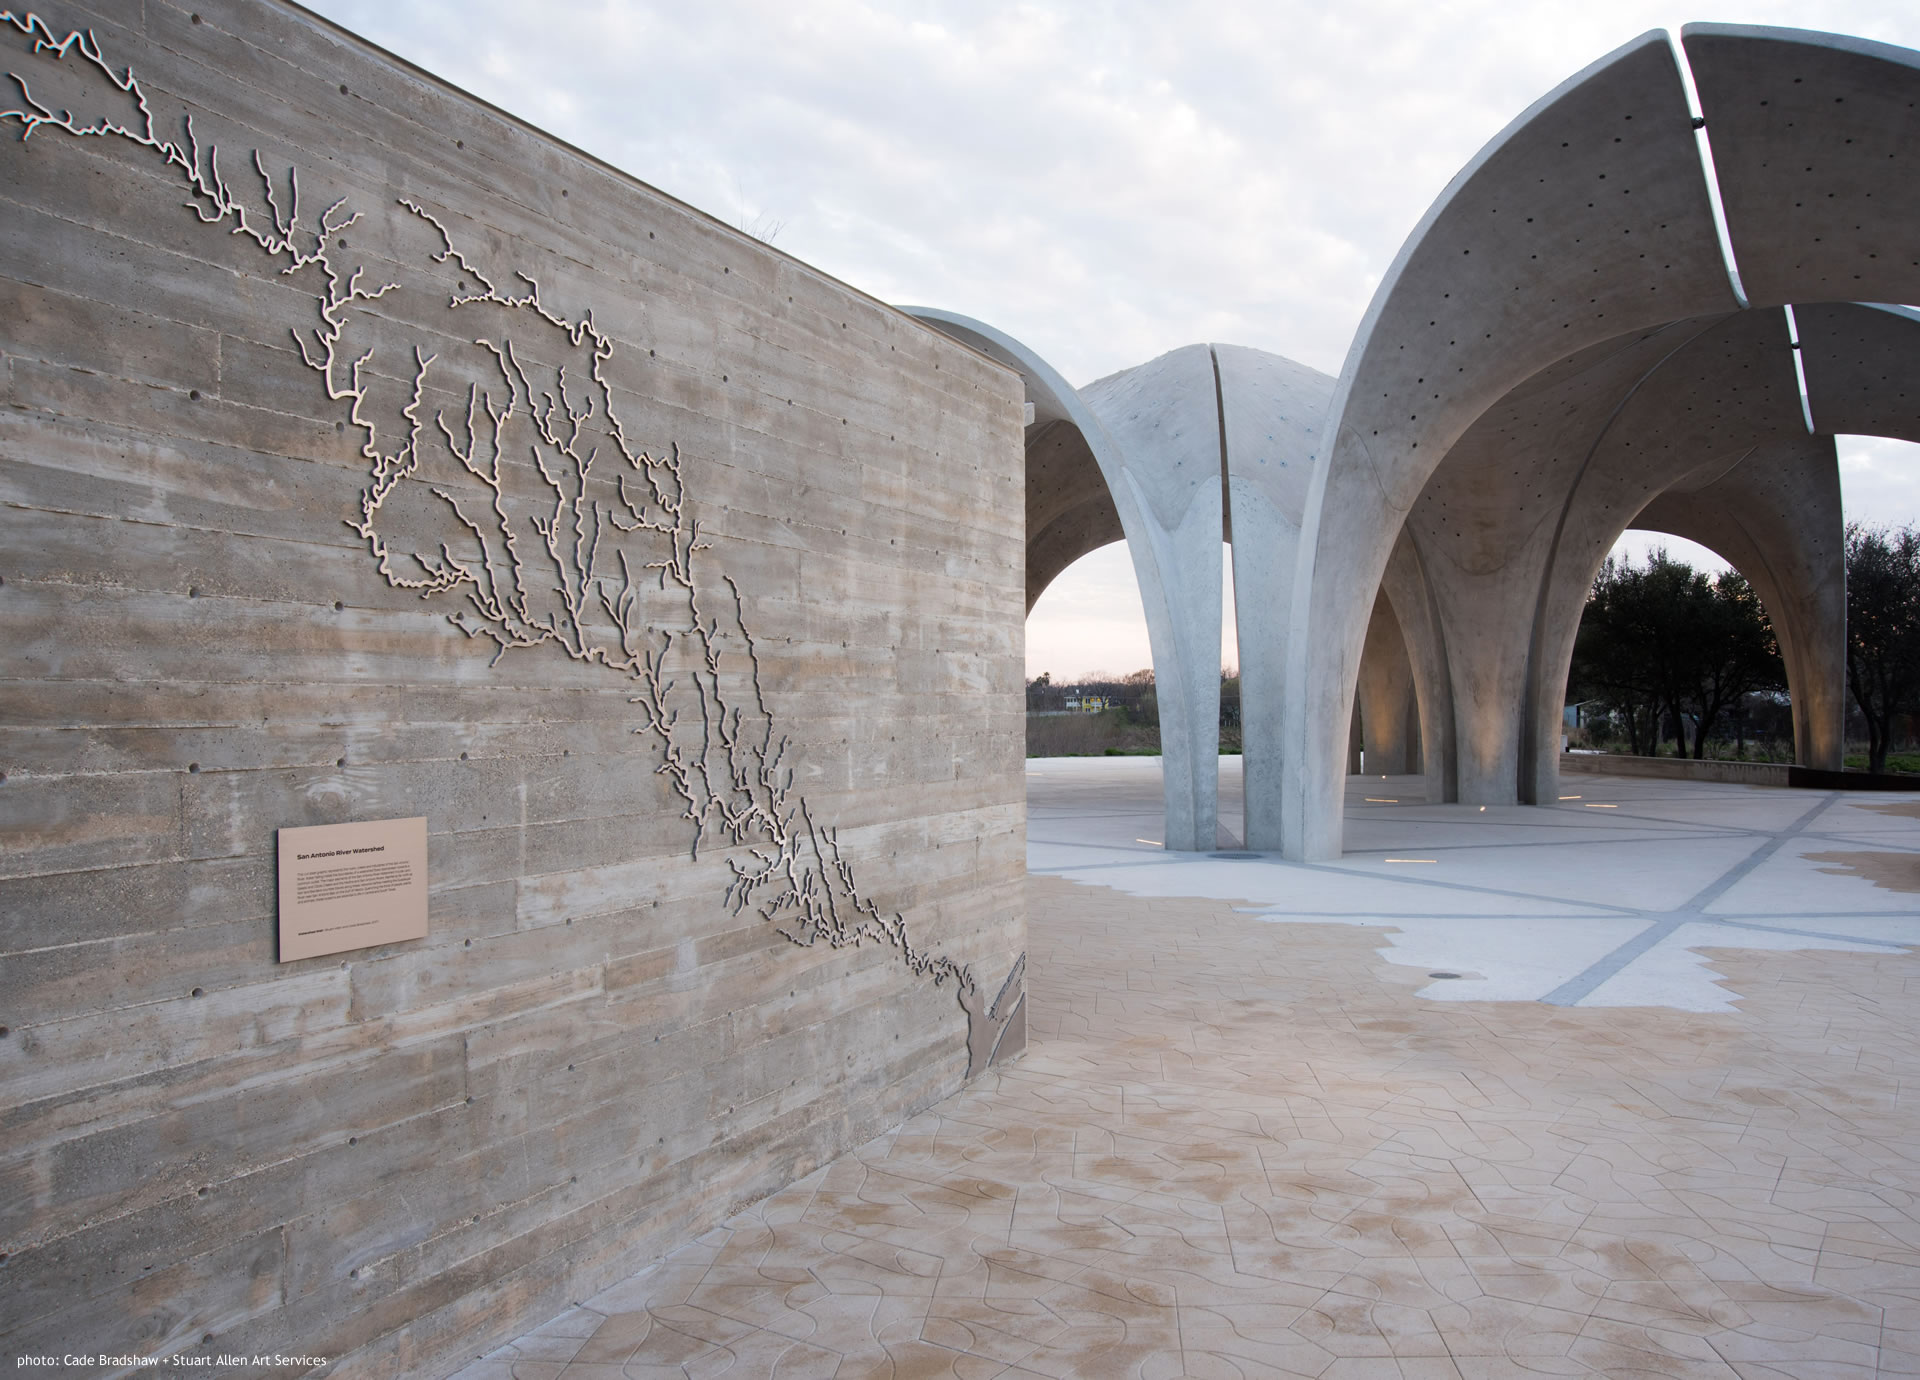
0,3,1025,1374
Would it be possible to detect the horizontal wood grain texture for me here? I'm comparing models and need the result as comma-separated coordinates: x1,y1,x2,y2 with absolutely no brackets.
0,1,1025,1373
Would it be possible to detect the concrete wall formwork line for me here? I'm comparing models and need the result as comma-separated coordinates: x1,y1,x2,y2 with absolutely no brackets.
0,3,1025,1374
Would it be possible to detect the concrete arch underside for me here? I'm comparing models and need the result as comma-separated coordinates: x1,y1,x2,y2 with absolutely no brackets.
914,28,1920,860
1363,300,1920,808
1265,24,1920,858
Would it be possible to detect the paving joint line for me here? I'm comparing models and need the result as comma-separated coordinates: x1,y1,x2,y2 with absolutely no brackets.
1540,793,1840,1006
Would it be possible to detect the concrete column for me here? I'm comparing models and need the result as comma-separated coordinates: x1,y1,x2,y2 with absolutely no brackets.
1216,346,1337,848
908,312,1225,851
1082,348,1225,851
1355,588,1419,776
1379,532,1456,803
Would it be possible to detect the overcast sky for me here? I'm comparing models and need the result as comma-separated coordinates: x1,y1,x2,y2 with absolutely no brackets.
307,0,1920,680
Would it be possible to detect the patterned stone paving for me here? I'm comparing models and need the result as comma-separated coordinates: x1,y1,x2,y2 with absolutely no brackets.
458,870,1920,1378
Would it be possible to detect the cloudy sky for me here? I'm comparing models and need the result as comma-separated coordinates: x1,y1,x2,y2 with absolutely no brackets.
307,0,1920,680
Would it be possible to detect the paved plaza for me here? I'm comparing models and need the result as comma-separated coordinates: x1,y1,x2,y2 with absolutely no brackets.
462,761,1920,1378
1027,757,1920,1011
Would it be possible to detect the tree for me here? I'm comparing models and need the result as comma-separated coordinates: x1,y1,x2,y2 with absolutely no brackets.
1845,523,1920,773
1570,554,1677,755
1220,666,1241,731
1569,550,1783,758
1683,569,1784,758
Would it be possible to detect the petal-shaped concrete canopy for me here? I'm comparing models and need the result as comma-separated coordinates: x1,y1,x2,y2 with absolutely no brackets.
905,310,1337,852
1266,31,1736,857
1381,308,1920,814
1798,303,1920,440
1341,298,1920,822
1685,25,1920,310
923,26,1920,863
1270,25,1920,859
903,309,1227,850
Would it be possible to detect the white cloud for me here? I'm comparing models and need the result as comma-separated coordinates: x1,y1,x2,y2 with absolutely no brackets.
1838,436,1920,531
1609,532,1730,575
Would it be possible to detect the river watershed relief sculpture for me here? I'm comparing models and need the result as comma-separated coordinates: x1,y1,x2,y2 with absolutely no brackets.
0,9,1024,1077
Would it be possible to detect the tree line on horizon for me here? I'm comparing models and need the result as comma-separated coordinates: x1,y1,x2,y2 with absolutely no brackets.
1022,525,1920,773
1570,524,1920,773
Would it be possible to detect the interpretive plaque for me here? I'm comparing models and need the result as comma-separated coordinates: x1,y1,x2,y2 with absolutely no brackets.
277,816,429,962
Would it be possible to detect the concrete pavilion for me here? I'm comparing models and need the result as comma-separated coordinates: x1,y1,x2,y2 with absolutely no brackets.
924,25,1920,862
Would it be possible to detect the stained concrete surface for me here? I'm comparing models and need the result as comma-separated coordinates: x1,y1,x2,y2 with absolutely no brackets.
463,759,1920,1378
1028,756,1920,1012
